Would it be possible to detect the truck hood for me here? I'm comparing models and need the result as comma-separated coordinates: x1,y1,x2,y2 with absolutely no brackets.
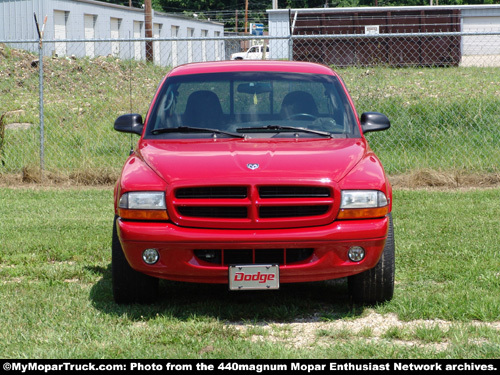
138,138,367,186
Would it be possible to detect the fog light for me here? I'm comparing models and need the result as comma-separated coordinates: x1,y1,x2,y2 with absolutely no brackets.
142,248,159,265
348,246,365,262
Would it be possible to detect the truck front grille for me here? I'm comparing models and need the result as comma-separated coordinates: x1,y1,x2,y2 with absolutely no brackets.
194,248,314,266
177,206,248,218
176,186,247,199
172,184,335,228
258,186,330,198
259,205,330,218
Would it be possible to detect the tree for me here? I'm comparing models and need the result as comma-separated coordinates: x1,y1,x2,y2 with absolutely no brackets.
98,0,500,14
99,0,164,11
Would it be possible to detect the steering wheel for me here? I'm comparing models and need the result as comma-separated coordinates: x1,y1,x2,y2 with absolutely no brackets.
286,113,317,121
164,91,175,112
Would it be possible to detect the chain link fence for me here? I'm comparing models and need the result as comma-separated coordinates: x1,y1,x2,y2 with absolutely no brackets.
1,31,500,183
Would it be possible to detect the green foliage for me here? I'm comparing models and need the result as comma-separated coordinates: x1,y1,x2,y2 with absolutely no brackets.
99,0,500,12
100,0,143,7
98,1,500,34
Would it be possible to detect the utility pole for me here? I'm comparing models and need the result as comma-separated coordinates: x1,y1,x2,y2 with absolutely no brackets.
235,10,238,33
245,0,248,34
145,0,153,62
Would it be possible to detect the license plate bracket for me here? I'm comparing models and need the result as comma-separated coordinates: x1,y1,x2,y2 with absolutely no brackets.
228,264,280,291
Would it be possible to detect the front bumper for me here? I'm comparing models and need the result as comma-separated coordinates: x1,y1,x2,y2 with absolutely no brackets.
117,216,389,284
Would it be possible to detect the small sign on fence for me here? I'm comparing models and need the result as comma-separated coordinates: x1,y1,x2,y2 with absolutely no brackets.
365,25,380,35
251,23,264,36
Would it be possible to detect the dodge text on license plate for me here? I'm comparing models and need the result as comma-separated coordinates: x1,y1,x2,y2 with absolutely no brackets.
229,264,280,290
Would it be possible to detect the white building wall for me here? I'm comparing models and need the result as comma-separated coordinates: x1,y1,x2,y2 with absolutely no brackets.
267,9,290,60
0,0,224,66
461,7,500,66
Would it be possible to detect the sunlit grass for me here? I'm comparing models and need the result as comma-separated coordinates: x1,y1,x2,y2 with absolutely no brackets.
0,187,499,358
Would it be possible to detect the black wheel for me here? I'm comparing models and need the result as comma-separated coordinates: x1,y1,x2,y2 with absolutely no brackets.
348,213,395,304
112,216,159,304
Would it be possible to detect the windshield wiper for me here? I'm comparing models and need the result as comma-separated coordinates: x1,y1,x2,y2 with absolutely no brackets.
237,125,331,138
151,126,245,138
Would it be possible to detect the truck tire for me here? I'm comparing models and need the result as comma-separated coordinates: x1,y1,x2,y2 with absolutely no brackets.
348,213,395,304
112,216,159,304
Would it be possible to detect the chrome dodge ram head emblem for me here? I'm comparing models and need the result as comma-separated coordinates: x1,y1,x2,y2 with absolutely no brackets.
247,163,259,170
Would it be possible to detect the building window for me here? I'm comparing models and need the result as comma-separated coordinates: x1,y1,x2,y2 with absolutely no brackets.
134,21,143,60
215,31,221,61
201,30,208,62
111,17,121,57
84,14,97,58
153,23,162,64
54,10,69,57
171,25,179,66
187,28,194,63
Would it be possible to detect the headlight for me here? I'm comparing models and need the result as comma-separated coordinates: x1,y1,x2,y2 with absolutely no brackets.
119,192,165,210
338,190,389,219
118,191,169,220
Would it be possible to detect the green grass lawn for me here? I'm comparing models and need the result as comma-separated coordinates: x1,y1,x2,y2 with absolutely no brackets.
0,187,499,358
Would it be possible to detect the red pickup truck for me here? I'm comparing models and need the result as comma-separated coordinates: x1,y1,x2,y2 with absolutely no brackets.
113,60,394,304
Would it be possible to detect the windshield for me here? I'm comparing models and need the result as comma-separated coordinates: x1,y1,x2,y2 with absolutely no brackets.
146,72,360,139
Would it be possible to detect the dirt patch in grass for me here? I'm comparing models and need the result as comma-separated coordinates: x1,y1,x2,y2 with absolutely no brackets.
390,169,500,190
232,310,500,351
0,168,119,187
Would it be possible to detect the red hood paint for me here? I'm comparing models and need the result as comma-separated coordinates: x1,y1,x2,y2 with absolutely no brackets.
137,138,367,186
168,60,338,77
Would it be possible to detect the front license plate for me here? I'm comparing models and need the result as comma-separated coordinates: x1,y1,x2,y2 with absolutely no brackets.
229,264,280,291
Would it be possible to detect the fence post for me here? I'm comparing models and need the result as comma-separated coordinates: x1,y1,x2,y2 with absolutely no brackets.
288,9,296,61
38,41,44,176
34,13,46,177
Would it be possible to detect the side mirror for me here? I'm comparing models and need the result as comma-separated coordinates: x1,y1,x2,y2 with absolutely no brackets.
114,114,144,136
360,112,390,134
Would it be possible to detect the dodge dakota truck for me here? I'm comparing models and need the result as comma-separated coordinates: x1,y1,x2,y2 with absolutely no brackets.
113,60,394,304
